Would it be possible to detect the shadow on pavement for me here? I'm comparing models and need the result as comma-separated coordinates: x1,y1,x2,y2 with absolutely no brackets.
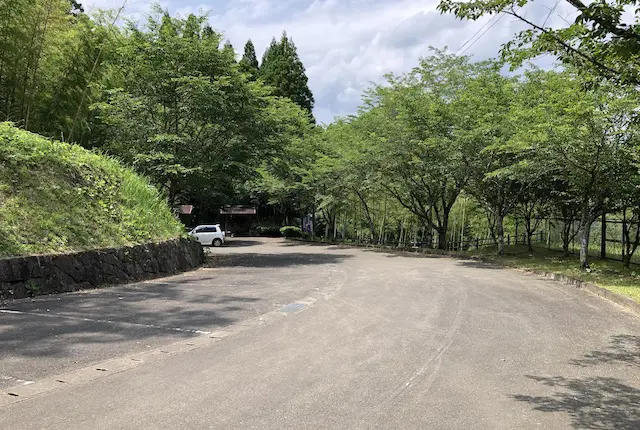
0,281,260,362
206,252,353,268
361,248,504,268
220,239,263,248
455,260,503,269
278,240,335,248
0,242,351,386
570,335,639,367
512,335,640,429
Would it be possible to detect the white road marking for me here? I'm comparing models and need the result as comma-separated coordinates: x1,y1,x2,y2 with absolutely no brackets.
0,376,33,384
0,309,211,335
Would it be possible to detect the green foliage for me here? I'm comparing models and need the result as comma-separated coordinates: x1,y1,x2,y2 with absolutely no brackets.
356,50,496,248
437,0,640,87
6,0,640,276
91,9,311,214
223,40,235,60
0,123,183,257
0,0,115,144
0,3,317,237
280,226,303,238
25,280,42,297
273,50,640,270
239,39,259,79
253,225,282,237
260,32,315,122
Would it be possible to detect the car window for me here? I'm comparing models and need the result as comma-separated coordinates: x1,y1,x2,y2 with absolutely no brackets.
196,226,218,233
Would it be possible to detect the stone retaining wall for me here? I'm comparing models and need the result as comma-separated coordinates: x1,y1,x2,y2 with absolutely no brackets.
0,238,205,301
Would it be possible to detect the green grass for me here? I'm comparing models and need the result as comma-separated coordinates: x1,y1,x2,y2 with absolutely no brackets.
0,122,183,257
468,245,640,303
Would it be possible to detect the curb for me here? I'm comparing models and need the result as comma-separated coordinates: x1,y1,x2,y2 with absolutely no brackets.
290,238,640,315
524,269,640,314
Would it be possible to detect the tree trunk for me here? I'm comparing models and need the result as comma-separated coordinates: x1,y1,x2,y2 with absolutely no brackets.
621,209,640,269
332,213,337,240
168,177,178,208
436,207,451,250
423,208,433,248
423,224,433,249
623,217,631,268
562,221,571,256
579,214,593,270
486,210,498,247
311,203,316,239
497,214,505,256
378,199,387,244
437,229,447,250
355,191,375,242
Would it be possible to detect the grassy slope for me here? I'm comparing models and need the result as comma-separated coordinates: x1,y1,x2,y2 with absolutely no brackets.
0,123,183,257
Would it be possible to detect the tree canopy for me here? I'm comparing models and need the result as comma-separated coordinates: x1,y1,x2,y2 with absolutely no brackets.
438,0,640,86
260,32,315,122
239,39,259,78
6,1,640,272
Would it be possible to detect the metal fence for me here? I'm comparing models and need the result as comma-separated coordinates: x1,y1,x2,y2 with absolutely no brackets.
437,217,640,265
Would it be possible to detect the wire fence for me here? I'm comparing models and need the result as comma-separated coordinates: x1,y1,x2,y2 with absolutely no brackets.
436,217,640,265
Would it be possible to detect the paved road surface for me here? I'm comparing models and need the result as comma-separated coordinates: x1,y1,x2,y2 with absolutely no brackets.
1,238,639,429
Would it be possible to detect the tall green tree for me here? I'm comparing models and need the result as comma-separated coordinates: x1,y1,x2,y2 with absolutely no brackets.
223,40,236,61
239,39,259,78
92,9,311,212
508,70,639,268
456,69,525,255
356,52,487,249
260,32,315,122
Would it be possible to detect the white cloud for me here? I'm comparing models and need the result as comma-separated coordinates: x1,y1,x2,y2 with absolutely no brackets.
82,0,574,124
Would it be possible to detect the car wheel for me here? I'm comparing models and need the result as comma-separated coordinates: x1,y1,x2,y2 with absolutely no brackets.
212,238,223,247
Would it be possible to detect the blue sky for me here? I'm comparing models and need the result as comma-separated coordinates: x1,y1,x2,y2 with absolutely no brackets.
82,0,575,124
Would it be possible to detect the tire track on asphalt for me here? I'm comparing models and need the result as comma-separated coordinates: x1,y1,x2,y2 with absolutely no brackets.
358,263,468,428
391,272,467,400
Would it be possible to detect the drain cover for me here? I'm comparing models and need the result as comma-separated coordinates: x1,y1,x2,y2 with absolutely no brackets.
279,303,305,313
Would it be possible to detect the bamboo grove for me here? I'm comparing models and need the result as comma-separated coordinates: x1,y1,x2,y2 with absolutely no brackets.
0,1,315,217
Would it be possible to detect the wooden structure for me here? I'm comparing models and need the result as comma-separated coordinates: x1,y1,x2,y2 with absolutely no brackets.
220,205,257,236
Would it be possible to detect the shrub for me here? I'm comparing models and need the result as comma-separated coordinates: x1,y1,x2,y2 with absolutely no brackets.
280,226,303,238
253,225,282,237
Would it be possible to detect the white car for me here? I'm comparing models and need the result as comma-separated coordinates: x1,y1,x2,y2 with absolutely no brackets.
189,224,225,247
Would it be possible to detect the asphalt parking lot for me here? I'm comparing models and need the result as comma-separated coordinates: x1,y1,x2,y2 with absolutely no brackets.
1,238,638,429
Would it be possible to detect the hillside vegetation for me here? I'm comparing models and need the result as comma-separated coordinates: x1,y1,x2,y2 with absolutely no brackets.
0,123,183,258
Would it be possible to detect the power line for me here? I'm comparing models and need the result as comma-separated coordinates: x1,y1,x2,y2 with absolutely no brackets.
455,13,502,55
459,12,508,56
